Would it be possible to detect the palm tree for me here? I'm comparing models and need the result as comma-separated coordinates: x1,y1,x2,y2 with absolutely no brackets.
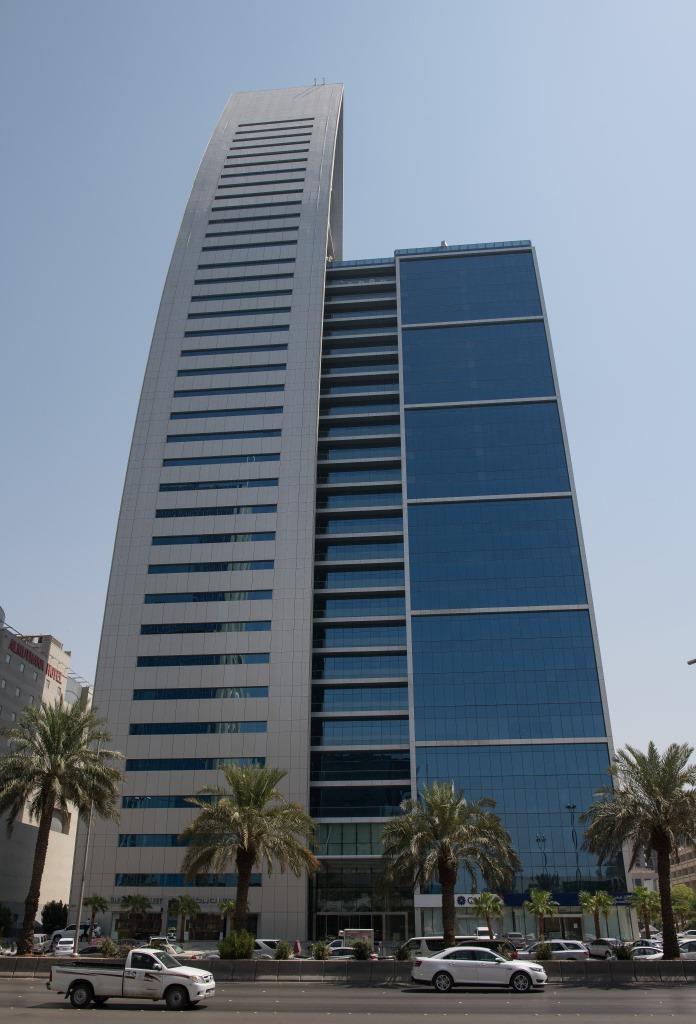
169,895,200,942
581,742,696,959
84,894,109,942
180,764,319,933
381,782,520,947
471,891,503,938
629,885,661,939
120,894,151,938
218,899,236,939
595,890,615,937
0,700,122,954
523,889,559,940
578,891,602,940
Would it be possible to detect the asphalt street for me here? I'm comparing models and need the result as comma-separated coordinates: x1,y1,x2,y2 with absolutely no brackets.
1,979,695,1023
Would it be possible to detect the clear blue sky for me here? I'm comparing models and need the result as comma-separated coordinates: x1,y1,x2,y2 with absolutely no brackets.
1,0,694,750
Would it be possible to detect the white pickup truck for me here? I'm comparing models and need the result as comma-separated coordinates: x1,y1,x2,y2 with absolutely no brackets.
47,947,215,1010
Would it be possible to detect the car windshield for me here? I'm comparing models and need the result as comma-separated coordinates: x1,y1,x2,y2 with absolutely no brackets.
155,952,180,969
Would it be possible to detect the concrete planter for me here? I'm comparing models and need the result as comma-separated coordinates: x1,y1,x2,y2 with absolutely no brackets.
346,962,373,986
559,960,586,983
609,961,635,984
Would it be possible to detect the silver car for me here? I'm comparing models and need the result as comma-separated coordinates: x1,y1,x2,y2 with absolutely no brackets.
411,945,547,993
518,939,589,961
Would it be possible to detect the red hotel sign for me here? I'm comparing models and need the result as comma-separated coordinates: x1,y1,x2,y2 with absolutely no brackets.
8,639,63,683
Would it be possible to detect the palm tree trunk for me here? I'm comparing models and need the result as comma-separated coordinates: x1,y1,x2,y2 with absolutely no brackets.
439,861,457,947
89,909,96,944
594,910,600,940
233,849,255,933
538,914,544,939
643,910,650,940
485,912,492,936
18,796,55,953
655,841,679,958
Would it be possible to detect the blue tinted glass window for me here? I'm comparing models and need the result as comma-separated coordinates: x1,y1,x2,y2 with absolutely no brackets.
136,653,269,667
166,429,280,443
412,611,604,742
318,513,403,534
147,560,273,574
315,823,385,856
151,533,274,546
416,744,624,892
123,795,217,808
317,467,401,485
406,403,569,498
159,478,278,493
403,322,554,404
316,490,402,510
125,756,265,771
163,455,279,468
141,621,270,635
129,720,266,735
316,540,403,561
311,716,407,749
310,749,410,780
408,498,586,609
314,595,406,618
155,505,276,519
310,786,410,818
319,423,399,438
312,684,408,713
319,445,401,462
144,590,271,604
133,686,268,700
314,568,405,589
115,872,261,887
312,653,408,679
170,406,284,419
313,624,407,648
400,252,541,324
119,834,185,847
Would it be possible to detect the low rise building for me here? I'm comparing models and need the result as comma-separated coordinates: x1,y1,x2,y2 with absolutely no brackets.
0,608,91,933
672,845,696,893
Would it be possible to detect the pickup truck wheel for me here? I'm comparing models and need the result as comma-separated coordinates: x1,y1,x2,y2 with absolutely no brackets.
69,982,94,1008
165,985,190,1011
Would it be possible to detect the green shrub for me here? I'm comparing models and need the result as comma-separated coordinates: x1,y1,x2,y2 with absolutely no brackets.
615,943,633,960
395,944,410,961
117,943,134,958
41,900,68,934
351,939,371,960
100,938,118,958
274,940,292,960
534,942,553,961
310,940,331,961
218,929,255,960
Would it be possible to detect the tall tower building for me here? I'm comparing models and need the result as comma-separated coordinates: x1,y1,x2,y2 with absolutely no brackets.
75,85,625,944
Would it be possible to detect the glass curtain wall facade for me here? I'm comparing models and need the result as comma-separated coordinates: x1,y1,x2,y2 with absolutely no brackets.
74,84,624,942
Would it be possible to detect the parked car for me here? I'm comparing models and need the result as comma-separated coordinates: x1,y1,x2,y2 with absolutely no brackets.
399,935,515,959
149,937,211,961
503,932,527,949
679,939,696,960
585,938,621,959
33,933,52,954
630,938,662,949
53,937,76,956
50,924,91,949
47,946,215,1009
518,940,589,961
328,945,378,961
252,938,282,960
679,930,696,940
411,945,547,993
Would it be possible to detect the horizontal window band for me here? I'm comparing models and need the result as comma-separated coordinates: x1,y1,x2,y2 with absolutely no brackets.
198,258,296,270
238,116,314,126
227,147,309,157
177,363,286,375
136,653,270,667
205,227,299,239
155,506,276,519
211,205,301,217
229,135,312,147
133,685,269,700
148,559,273,573
194,274,293,286
235,127,313,137
124,757,265,773
144,589,272,603
141,621,271,635
201,240,299,252
220,169,307,179
223,157,308,168
166,428,280,442
407,491,573,505
152,532,274,546
187,307,291,319
129,720,267,735
163,455,279,468
159,479,278,493
170,406,283,420
182,325,289,337
181,344,287,356
174,385,284,397
216,181,305,191
190,290,292,301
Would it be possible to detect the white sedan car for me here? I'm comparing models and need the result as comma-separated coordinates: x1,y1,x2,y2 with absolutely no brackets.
518,939,589,961
679,939,696,960
411,945,547,993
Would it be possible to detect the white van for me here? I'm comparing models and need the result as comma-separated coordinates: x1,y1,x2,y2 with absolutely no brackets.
33,933,52,954
401,934,510,959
